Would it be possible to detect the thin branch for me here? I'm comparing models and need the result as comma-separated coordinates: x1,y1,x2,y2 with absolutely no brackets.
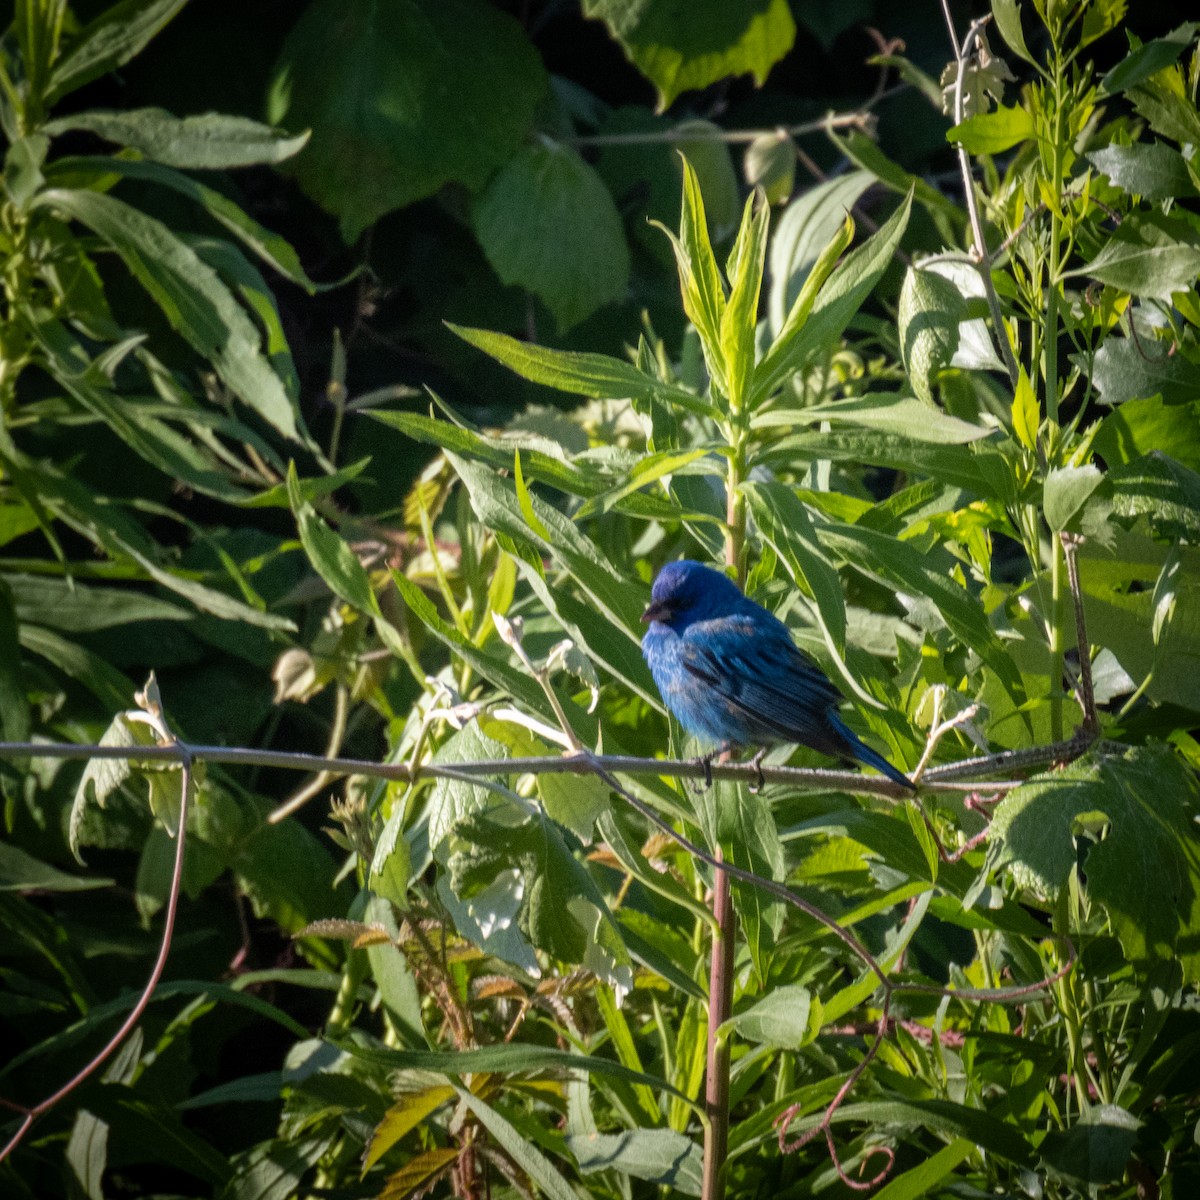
1060,533,1099,735
267,682,351,824
0,739,1086,796
940,2,1021,387
569,111,874,148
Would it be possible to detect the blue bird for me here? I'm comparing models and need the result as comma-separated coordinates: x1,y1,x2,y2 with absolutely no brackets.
641,560,914,790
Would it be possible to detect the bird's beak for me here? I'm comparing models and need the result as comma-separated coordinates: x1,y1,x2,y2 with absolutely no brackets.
641,600,668,624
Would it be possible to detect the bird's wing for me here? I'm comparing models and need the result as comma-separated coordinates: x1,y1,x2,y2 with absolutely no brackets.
678,613,843,746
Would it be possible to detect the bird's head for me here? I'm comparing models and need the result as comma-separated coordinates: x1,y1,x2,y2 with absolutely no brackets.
640,560,742,630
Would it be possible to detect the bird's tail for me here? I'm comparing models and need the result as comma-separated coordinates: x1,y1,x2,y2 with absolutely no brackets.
828,712,915,791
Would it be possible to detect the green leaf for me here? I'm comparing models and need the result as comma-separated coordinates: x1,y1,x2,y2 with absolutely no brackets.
268,0,546,241
1044,465,1104,533
989,746,1200,979
456,1089,577,1200
655,155,727,392
80,1084,232,1186
0,840,113,893
451,453,645,637
947,104,1035,154
898,264,968,403
721,190,769,407
1092,396,1200,472
872,1137,978,1200
449,804,631,990
0,579,30,750
286,463,378,614
1100,22,1199,94
1080,0,1127,46
28,315,249,502
1040,1105,1140,1184
1108,452,1200,542
723,984,813,1049
1087,338,1200,409
47,156,319,290
45,0,188,105
990,0,1034,64
1010,367,1039,451
767,170,873,334
1087,142,1197,201
427,721,510,850
449,323,718,420
4,133,48,210
472,139,630,333
34,188,303,441
1065,212,1200,301
363,1086,456,1171
753,189,911,405
752,394,993,445
568,1129,703,1196
45,108,309,169
1076,529,1200,711
820,521,1024,695
582,0,796,111
743,480,846,653
744,130,796,205
692,779,784,983
757,428,993,495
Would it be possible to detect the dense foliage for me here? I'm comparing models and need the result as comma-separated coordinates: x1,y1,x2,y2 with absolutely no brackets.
2,1,1200,1198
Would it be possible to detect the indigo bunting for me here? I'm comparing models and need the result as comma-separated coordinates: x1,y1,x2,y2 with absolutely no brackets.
641,560,914,790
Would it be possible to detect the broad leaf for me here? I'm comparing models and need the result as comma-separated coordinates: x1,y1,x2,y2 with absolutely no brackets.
989,746,1200,980
582,0,796,110
268,0,546,240
472,139,630,333
568,1129,703,1195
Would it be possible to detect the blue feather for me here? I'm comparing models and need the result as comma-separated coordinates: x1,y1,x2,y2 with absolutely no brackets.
642,560,914,790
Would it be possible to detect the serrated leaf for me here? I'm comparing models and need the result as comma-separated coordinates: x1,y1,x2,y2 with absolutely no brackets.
376,1147,458,1199
1087,338,1200,409
268,0,546,240
472,139,630,333
1065,212,1200,301
989,746,1200,980
449,804,631,989
1087,142,1197,201
427,721,512,850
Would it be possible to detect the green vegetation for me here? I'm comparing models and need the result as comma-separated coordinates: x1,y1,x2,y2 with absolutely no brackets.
2,1,1200,1198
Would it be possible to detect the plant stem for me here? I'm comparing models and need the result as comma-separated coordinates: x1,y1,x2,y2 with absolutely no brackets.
1049,534,1065,742
702,422,747,1200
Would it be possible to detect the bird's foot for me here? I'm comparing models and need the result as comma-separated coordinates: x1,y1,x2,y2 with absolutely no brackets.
748,748,767,794
692,751,716,792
